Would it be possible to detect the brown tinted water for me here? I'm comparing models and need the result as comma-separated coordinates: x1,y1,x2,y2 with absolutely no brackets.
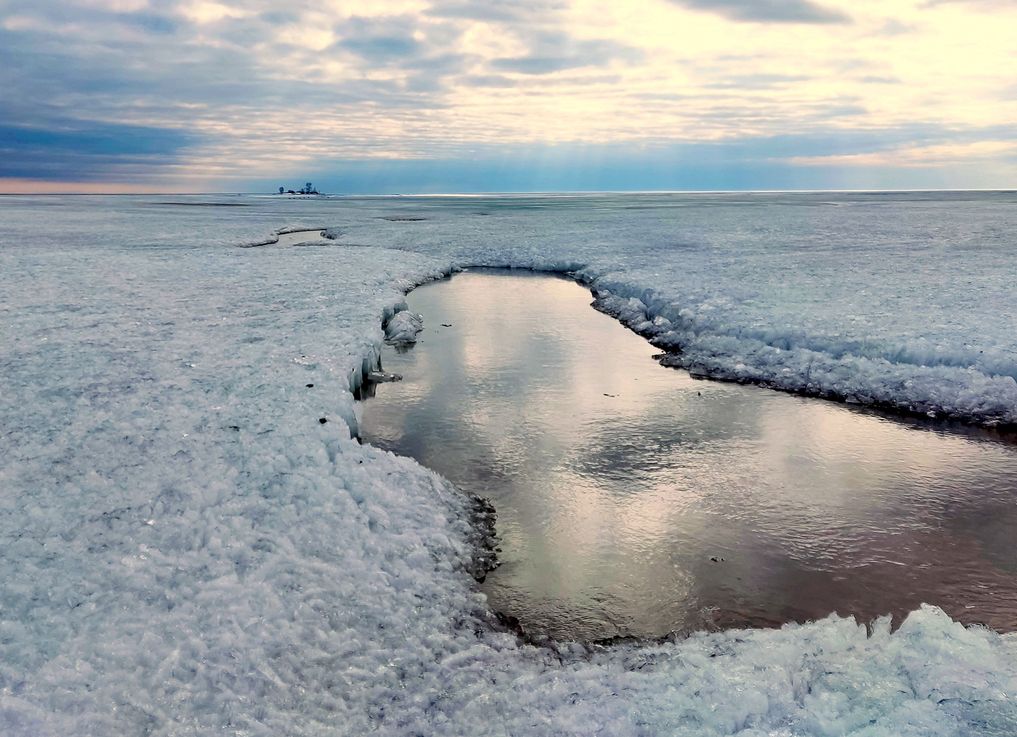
359,269,1017,642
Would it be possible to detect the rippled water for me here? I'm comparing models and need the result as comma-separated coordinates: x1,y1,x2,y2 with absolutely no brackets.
360,269,1017,641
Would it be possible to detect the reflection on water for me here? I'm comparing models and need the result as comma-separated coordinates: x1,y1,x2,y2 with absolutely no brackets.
273,230,326,247
360,270,1017,641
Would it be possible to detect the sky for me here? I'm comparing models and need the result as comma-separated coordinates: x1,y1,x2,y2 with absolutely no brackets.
1,0,1016,193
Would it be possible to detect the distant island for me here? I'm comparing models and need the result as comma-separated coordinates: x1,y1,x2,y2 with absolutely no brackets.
277,182,321,195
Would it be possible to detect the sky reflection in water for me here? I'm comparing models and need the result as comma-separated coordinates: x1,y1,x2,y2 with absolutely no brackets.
360,270,1017,641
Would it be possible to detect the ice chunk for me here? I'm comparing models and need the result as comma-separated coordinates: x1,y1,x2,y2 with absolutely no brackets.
384,310,424,345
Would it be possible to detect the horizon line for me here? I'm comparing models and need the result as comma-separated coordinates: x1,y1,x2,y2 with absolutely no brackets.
2,187,1016,197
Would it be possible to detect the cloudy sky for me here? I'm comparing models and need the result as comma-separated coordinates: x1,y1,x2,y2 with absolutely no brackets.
2,0,1015,192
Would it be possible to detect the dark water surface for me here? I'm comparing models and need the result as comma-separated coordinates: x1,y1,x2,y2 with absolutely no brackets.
360,269,1017,641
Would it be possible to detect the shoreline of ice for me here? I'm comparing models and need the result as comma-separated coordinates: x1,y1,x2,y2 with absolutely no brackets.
583,282,1017,428
381,264,1017,429
239,226,330,248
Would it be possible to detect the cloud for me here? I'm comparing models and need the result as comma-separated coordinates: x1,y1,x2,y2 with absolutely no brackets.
489,34,642,75
342,34,423,61
336,16,426,61
119,11,179,34
859,75,902,84
921,0,1017,6
490,53,604,74
459,74,518,88
0,0,1014,191
705,73,814,90
789,140,1017,168
0,122,194,180
874,18,915,35
668,0,849,24
425,0,565,23
329,14,478,98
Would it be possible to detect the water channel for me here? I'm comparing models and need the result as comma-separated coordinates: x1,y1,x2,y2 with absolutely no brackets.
360,269,1017,641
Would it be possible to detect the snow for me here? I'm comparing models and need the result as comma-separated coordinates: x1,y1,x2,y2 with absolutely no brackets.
1,192,1017,736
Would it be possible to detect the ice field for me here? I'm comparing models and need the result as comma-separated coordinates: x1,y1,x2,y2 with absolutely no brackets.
2,192,1017,735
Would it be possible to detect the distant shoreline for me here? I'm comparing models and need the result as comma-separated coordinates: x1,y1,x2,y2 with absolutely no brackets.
2,188,1016,197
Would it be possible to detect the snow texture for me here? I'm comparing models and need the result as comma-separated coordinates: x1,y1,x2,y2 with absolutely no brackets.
1,192,1016,736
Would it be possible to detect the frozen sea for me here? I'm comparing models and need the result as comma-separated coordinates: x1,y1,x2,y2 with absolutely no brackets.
2,192,1017,736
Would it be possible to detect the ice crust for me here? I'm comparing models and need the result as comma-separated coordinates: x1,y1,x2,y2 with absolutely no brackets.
384,309,425,345
2,192,1017,736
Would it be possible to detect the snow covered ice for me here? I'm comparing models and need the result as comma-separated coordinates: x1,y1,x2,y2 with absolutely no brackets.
1,192,1017,736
